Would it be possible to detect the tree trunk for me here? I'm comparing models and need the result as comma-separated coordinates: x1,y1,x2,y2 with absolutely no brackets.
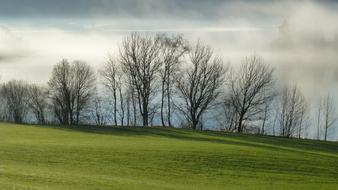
298,112,303,139
167,80,172,127
113,90,117,126
126,96,130,126
142,101,148,127
143,113,148,126
261,119,266,135
261,104,268,135
324,113,328,141
119,87,124,126
76,108,80,125
317,105,321,140
160,78,166,127
132,91,136,126
237,114,244,133
191,119,198,130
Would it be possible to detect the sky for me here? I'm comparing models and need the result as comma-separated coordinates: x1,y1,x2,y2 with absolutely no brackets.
0,0,338,137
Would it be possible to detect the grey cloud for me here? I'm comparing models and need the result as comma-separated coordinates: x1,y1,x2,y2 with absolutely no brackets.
0,0,333,21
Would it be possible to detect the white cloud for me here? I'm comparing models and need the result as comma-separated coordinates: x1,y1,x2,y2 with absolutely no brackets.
0,27,124,83
0,26,32,61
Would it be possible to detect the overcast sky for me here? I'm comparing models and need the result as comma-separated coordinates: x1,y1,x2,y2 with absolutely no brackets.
1,0,338,137
0,3,337,100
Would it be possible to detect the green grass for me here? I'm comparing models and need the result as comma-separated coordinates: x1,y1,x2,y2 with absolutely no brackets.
0,123,337,190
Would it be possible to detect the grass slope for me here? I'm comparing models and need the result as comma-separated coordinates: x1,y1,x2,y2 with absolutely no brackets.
0,123,337,190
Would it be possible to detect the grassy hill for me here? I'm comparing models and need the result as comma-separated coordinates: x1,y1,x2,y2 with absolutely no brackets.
0,123,337,190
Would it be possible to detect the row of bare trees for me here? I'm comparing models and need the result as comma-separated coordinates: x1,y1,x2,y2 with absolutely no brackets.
0,80,49,124
315,95,336,141
0,33,336,140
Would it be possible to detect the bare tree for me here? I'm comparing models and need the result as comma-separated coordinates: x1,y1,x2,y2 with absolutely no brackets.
126,77,138,126
48,59,71,125
1,80,29,123
27,84,48,124
219,98,238,131
48,59,95,125
176,41,226,130
0,96,8,121
316,98,323,140
323,94,336,141
100,58,119,126
216,93,238,132
260,100,270,135
278,85,306,138
125,87,131,126
271,103,279,136
227,55,275,133
149,104,160,126
72,61,96,125
119,33,162,127
297,104,307,139
158,34,189,127
120,74,139,127
117,79,125,126
90,91,108,126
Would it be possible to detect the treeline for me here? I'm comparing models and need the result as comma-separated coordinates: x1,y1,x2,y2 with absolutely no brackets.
0,33,336,141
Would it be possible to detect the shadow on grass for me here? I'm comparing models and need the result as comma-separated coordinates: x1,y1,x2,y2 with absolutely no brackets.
204,130,338,153
37,124,338,157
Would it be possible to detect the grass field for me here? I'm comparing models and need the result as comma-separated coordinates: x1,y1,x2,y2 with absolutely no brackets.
0,123,337,190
